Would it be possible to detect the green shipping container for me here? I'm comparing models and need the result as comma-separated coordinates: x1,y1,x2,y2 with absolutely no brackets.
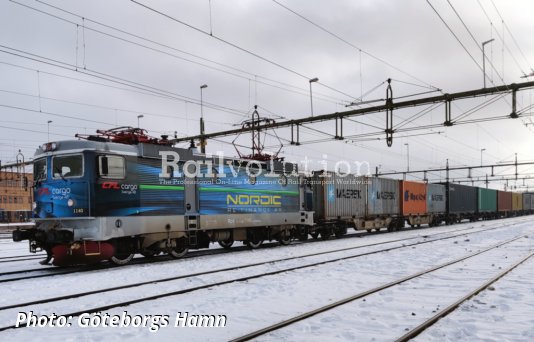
478,188,497,212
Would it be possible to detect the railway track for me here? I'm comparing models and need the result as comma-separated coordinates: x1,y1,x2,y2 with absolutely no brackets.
228,235,531,342
395,250,534,342
0,225,526,331
0,220,509,284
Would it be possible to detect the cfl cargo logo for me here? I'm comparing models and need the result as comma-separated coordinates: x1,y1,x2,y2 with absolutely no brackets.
404,191,426,201
101,182,138,195
52,188,71,195
37,188,50,196
226,194,282,206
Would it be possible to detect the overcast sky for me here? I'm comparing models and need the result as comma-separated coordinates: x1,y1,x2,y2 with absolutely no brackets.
0,0,533,190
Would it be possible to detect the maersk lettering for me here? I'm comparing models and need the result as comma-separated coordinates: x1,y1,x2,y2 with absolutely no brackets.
336,189,361,199
377,191,395,200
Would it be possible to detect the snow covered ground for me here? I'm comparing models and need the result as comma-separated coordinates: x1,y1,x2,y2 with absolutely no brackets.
0,216,533,341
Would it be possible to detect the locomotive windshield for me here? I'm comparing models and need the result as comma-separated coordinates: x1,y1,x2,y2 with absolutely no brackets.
52,154,83,179
34,158,47,181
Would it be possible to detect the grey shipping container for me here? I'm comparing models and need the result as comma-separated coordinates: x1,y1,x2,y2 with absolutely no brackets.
427,183,446,213
366,177,400,216
441,183,477,214
311,171,367,220
530,193,534,210
522,193,531,211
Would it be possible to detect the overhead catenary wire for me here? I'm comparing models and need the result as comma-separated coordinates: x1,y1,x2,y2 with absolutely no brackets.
12,0,349,106
271,0,441,91
426,0,483,73
128,0,357,101
489,0,534,74
0,45,251,119
0,88,233,127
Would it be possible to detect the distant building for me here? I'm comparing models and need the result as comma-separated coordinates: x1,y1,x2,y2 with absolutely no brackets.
0,171,33,222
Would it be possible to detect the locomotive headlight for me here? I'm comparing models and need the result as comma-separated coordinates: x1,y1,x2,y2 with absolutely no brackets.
67,199,75,207
32,202,37,210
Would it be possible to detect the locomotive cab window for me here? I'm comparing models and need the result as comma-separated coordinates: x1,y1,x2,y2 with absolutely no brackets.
99,155,125,179
52,154,83,179
34,158,47,181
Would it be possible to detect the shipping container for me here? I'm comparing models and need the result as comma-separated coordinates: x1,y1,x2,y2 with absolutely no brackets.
512,192,523,211
441,183,477,214
427,184,446,213
497,191,512,212
522,193,531,211
311,171,367,220
366,177,400,216
400,181,427,215
531,193,534,210
478,188,497,212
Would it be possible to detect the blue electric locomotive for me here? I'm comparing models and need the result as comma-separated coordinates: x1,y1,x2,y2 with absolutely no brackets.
13,128,313,266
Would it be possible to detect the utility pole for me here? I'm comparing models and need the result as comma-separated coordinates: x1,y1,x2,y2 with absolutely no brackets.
200,84,208,154
309,77,319,117
482,38,495,88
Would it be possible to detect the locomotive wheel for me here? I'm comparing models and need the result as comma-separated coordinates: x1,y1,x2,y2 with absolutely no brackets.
169,246,188,258
278,232,292,246
110,253,135,265
311,232,319,240
366,229,372,233
218,239,234,249
246,239,263,249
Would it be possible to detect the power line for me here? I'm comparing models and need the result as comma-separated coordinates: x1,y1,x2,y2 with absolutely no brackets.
0,88,232,127
12,0,349,106
445,0,513,87
128,0,356,100
271,0,441,91
425,0,483,72
489,0,534,73
0,45,250,118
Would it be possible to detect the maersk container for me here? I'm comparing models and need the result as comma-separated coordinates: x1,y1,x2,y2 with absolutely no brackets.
427,183,446,213
497,191,512,212
441,183,477,214
311,171,367,220
523,193,531,211
478,188,497,212
366,177,400,216
512,192,523,211
400,181,427,215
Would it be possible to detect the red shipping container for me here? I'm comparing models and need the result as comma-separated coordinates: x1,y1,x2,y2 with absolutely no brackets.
400,181,427,215
497,191,512,212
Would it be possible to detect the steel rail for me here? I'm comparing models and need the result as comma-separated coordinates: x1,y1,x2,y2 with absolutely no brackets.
395,250,534,341
229,235,526,342
0,224,522,331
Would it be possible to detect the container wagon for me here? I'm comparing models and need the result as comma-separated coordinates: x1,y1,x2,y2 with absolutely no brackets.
440,182,477,223
310,171,366,238
511,192,523,215
497,190,512,217
477,188,497,220
359,177,402,232
427,183,446,226
522,193,531,214
400,180,428,227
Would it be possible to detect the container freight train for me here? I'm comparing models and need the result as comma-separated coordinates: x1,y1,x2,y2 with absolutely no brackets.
12,129,534,266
